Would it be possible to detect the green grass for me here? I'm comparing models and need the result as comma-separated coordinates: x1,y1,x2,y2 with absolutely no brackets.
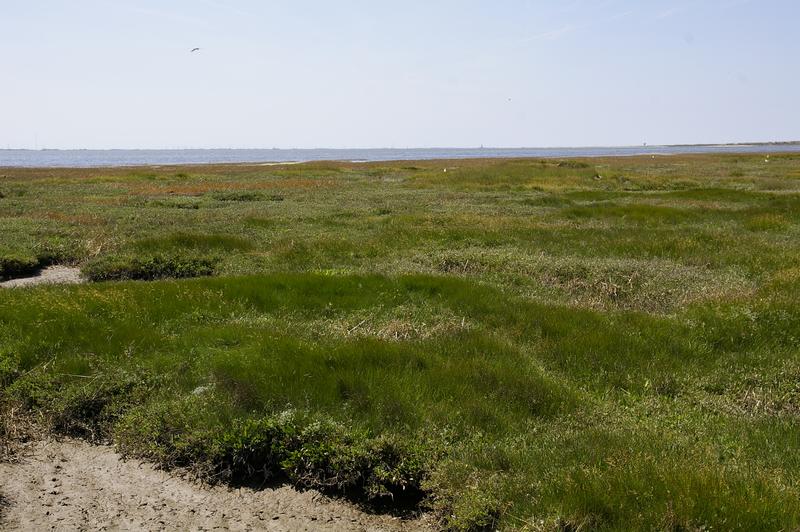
2,154,800,529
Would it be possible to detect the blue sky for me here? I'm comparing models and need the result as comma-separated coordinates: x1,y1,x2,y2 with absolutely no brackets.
2,0,798,149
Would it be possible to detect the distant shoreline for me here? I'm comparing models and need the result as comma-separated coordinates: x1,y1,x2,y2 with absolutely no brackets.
668,141,800,148
1,143,799,168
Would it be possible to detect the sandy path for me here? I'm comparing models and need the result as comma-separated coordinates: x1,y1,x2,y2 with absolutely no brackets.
0,266,83,288
0,440,427,531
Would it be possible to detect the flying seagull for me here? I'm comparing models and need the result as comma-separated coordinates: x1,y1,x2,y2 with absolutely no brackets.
191,47,201,53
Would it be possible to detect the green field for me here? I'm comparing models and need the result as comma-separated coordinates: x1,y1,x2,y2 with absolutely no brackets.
2,154,800,530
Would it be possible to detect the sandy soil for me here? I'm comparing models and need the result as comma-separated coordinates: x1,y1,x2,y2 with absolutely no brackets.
0,266,84,289
0,440,428,531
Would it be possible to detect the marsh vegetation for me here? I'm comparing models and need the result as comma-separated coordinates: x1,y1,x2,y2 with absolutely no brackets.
2,154,800,530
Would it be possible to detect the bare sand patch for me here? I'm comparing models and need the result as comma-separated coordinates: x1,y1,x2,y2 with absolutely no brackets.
0,439,427,531
0,266,83,289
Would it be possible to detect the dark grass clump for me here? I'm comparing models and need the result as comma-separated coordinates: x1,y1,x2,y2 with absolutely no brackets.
210,191,265,202
82,254,217,281
147,198,202,209
210,191,284,203
0,255,40,281
114,406,429,506
80,233,251,281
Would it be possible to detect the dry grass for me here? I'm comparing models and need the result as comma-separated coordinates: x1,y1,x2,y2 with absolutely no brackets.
0,402,45,462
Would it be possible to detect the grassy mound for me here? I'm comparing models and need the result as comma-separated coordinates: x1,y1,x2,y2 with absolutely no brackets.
2,273,800,529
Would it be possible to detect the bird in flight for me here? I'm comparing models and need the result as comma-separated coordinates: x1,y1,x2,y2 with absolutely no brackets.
191,47,201,53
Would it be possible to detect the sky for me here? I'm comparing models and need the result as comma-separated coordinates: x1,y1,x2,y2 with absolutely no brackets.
1,0,799,149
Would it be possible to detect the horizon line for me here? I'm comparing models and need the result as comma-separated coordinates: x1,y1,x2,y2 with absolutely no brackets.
3,140,799,152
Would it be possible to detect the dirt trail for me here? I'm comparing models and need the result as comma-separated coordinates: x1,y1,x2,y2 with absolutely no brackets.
0,440,428,531
0,266,83,288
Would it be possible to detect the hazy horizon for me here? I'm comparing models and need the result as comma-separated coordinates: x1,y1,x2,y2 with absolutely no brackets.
3,139,800,152
3,0,799,150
